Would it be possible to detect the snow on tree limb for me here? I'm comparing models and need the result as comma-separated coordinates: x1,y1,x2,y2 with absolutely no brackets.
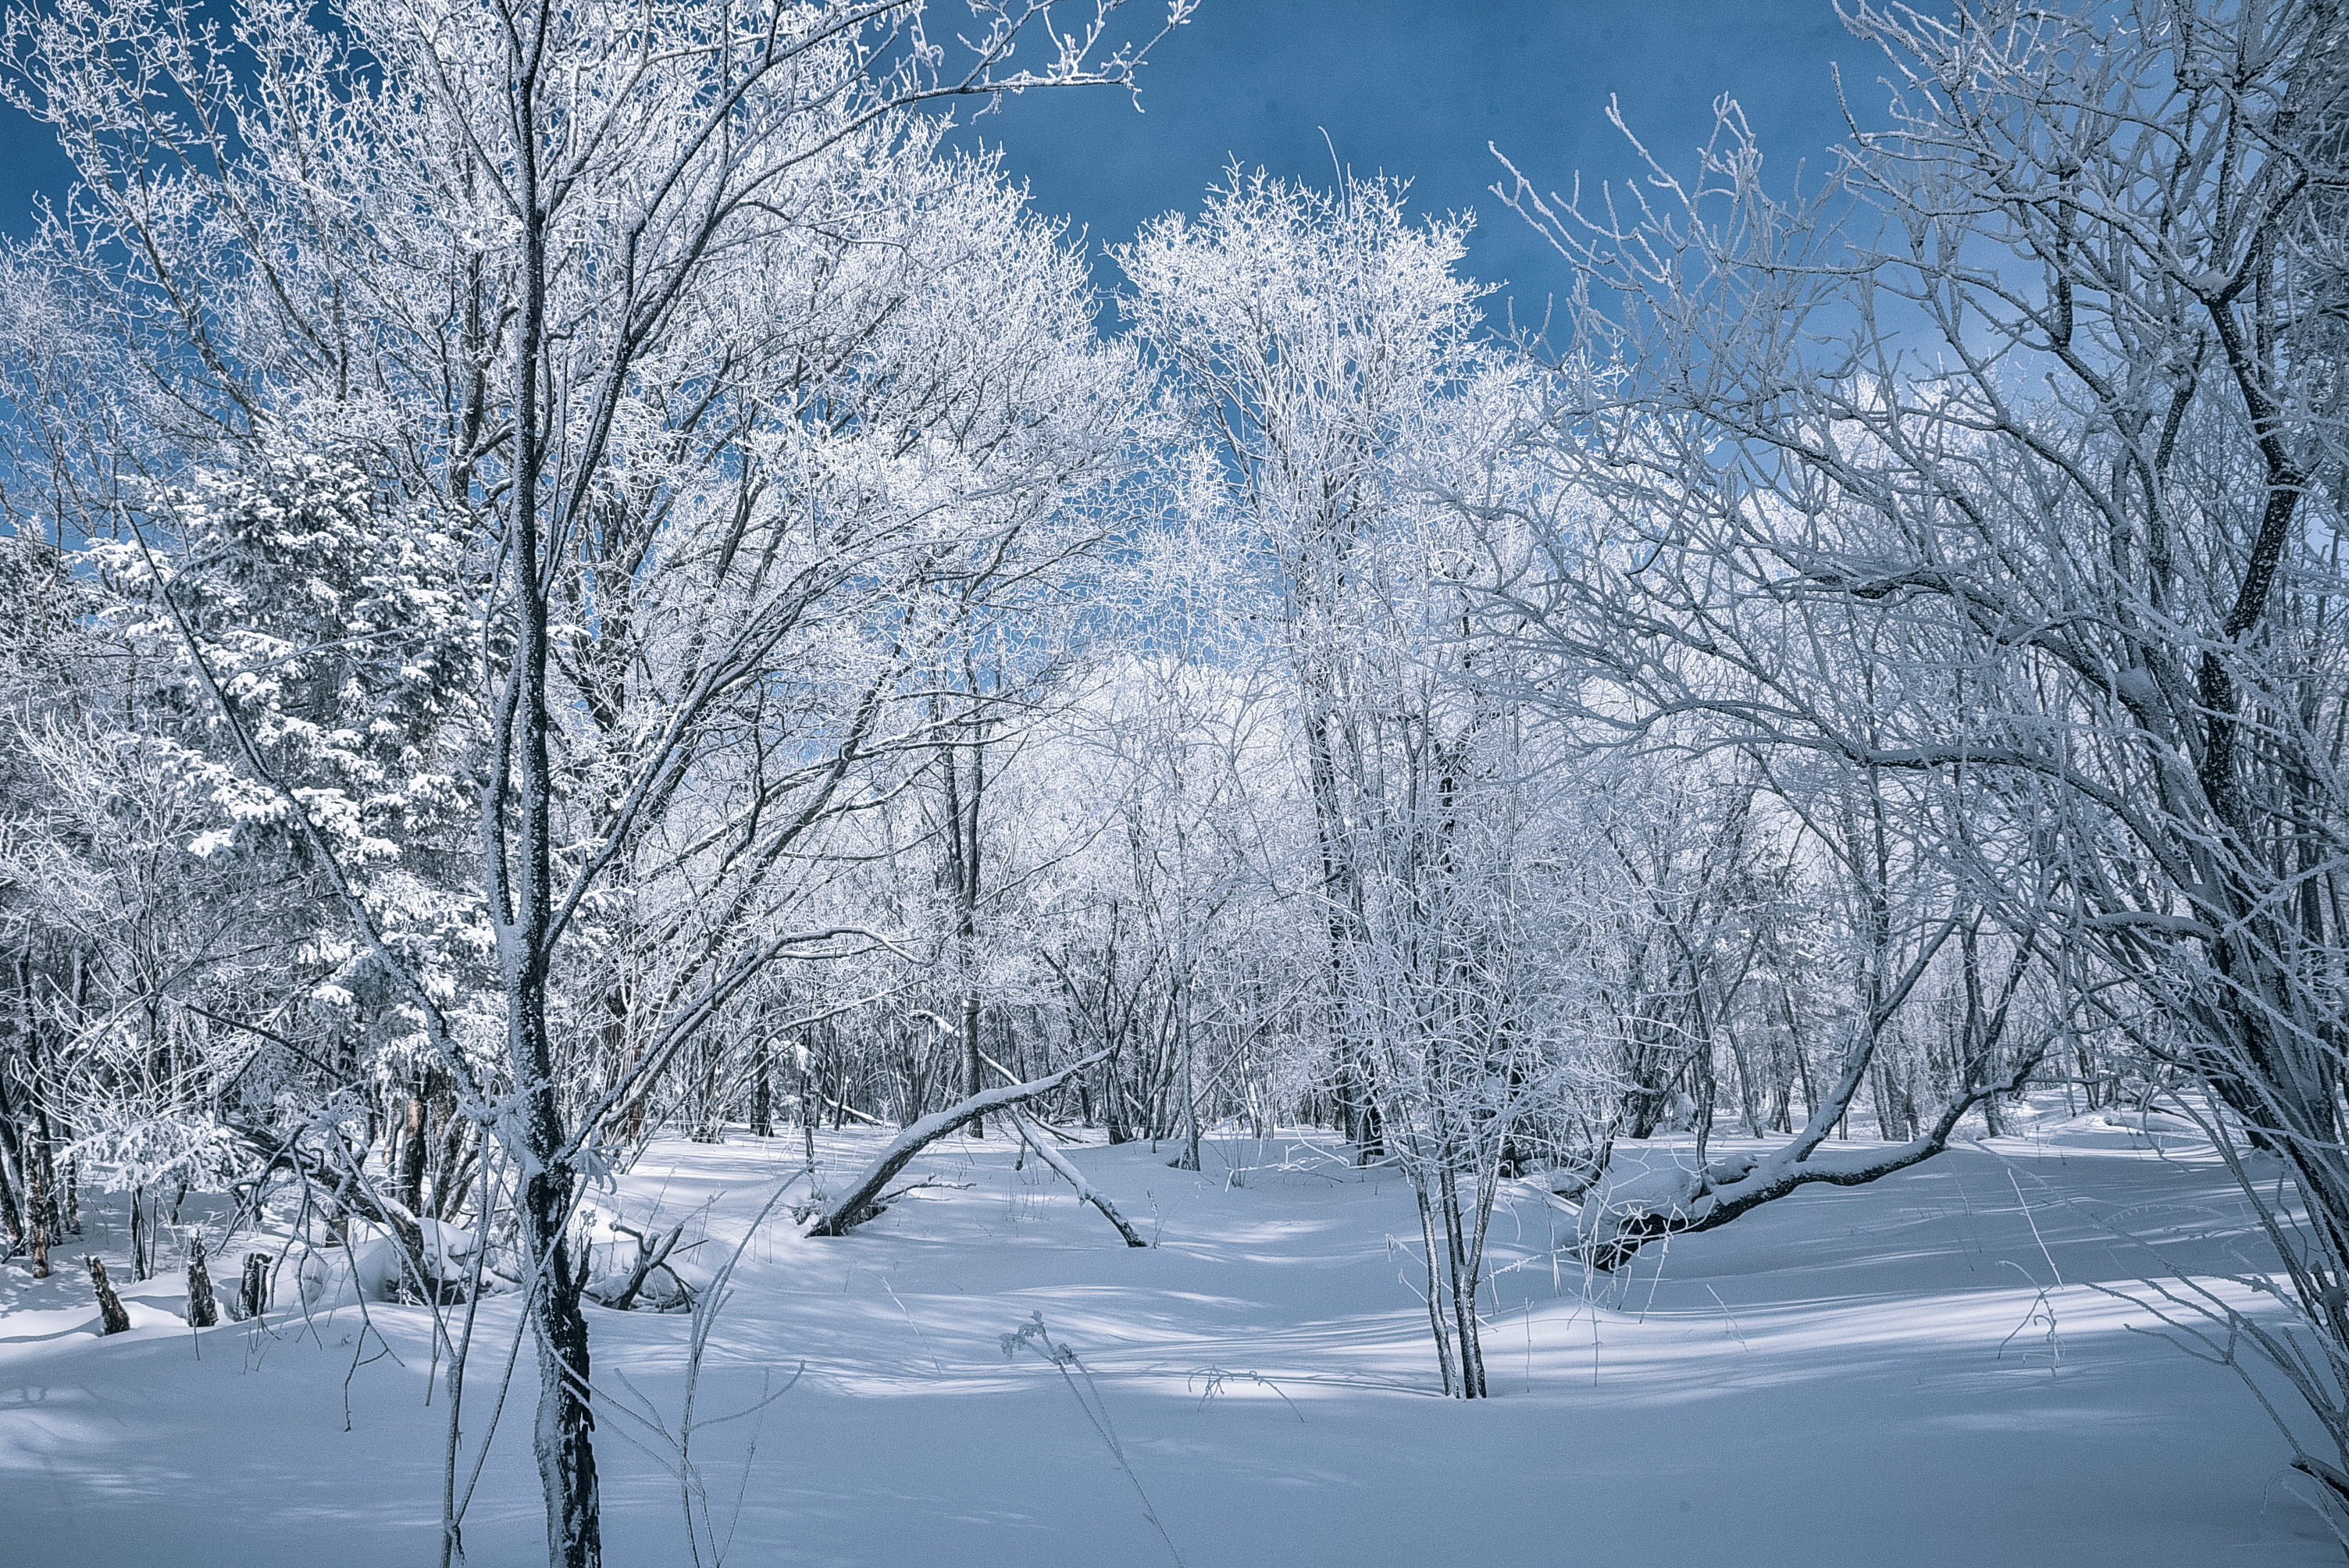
1007,1110,1150,1247
1579,1036,2052,1270
805,1052,1107,1237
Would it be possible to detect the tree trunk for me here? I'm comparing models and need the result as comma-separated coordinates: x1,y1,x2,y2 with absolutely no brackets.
0,1128,20,1251
19,961,55,1278
398,1091,430,1219
751,1045,772,1138
523,1167,600,1568
1438,1165,1487,1398
129,1185,150,1281
963,989,984,1139
26,1129,50,1278
504,107,602,1559
1173,987,1201,1172
238,1253,273,1320
86,1255,129,1335
1413,1185,1459,1395
431,1090,472,1222
186,1236,219,1327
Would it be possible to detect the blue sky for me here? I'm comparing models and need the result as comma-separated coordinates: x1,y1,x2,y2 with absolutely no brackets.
949,0,1870,330
0,0,1872,332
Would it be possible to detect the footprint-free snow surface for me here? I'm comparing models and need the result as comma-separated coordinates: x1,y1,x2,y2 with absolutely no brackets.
2,1106,2337,1565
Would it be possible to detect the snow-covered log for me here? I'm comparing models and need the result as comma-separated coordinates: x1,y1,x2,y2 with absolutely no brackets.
978,1050,1087,1142
806,1053,1107,1237
587,1221,689,1312
1008,1111,1149,1247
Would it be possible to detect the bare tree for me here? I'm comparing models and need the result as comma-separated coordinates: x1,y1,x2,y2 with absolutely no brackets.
1492,0,2349,1491
2,3,1184,1562
1117,171,1504,1163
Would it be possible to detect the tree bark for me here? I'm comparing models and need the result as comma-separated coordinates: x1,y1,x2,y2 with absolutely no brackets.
751,1045,772,1139
86,1256,129,1335
239,1252,272,1320
26,1128,49,1278
397,1090,430,1219
186,1236,219,1327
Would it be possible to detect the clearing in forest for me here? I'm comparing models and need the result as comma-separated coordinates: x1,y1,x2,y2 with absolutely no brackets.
0,1103,2330,1566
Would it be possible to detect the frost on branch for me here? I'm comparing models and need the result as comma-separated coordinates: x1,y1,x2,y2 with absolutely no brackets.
807,1053,1105,1236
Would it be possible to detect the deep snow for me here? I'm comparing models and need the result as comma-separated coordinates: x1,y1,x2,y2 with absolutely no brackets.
2,1103,2337,1566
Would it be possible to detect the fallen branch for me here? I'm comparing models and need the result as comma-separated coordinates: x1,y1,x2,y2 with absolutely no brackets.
1011,1110,1149,1247
595,1221,688,1313
1581,1021,2051,1269
874,1179,975,1206
816,1095,888,1128
807,1053,1107,1237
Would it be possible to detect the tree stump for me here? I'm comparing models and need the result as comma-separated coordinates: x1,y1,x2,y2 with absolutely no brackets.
86,1256,130,1335
238,1253,272,1321
186,1237,219,1328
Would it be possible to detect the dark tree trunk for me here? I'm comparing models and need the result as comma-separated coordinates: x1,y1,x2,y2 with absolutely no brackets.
499,103,603,1565
751,1045,772,1138
431,1084,472,1221
86,1255,129,1335
186,1236,219,1327
239,1252,273,1320
18,957,55,1278
0,1130,20,1251
939,709,989,1139
397,1091,430,1218
963,991,985,1138
523,1169,601,1568
26,1131,50,1279
129,1185,151,1281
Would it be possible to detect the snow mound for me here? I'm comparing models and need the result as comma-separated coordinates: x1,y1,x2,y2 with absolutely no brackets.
297,1220,479,1306
1513,1160,1604,1202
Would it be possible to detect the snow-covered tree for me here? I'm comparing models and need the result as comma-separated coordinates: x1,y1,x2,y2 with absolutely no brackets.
1118,169,1506,1160
1492,0,2349,1491
1118,172,1617,1392
2,0,1183,1559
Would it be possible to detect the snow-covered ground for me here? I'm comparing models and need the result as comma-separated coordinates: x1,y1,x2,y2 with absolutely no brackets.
2,1104,2336,1565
